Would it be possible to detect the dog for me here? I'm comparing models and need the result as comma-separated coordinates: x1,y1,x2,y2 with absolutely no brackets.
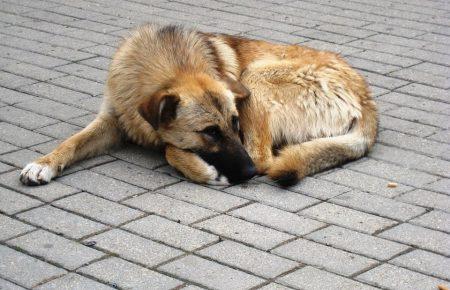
20,24,377,186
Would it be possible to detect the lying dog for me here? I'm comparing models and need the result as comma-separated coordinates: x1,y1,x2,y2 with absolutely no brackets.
20,24,377,186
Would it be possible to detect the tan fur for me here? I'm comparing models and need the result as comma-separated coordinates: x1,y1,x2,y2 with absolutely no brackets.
20,24,377,186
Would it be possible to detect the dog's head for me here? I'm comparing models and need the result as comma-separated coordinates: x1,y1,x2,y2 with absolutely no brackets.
139,73,256,183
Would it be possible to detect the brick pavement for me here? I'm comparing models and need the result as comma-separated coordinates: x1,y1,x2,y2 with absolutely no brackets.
0,0,449,289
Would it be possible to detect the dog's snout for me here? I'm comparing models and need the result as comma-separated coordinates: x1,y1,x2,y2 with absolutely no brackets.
241,164,257,181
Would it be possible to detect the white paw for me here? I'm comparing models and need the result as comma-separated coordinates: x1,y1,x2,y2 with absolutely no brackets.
205,164,229,186
20,162,57,186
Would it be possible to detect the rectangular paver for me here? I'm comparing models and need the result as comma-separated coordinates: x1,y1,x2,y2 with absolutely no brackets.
0,187,43,214
34,273,114,290
0,214,35,241
390,250,450,281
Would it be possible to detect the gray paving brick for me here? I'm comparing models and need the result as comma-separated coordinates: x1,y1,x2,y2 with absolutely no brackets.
3,63,65,82
0,187,42,214
159,255,265,290
390,250,450,280
259,283,292,290
300,202,397,234
17,205,107,239
360,71,409,90
331,190,426,221
123,192,216,224
346,158,438,187
386,107,449,129
8,230,105,270
364,23,424,38
86,229,183,267
54,63,107,83
49,75,104,96
278,266,377,290
0,161,13,173
410,210,450,233
347,39,412,55
357,264,447,290
53,192,143,226
0,170,80,202
307,225,409,260
198,240,298,279
379,114,438,137
0,122,51,147
0,106,58,130
0,140,18,154
248,29,306,44
348,56,401,74
36,122,82,139
378,223,450,255
378,92,450,115
303,40,363,56
294,28,356,44
92,160,177,190
424,178,450,195
225,182,319,212
0,245,66,288
351,50,421,67
230,203,325,236
396,189,450,212
0,149,42,168
195,214,293,250
320,169,412,198
19,82,91,106
79,56,111,70
79,257,182,290
396,83,450,103
428,129,450,144
58,170,145,201
123,215,218,251
15,98,89,121
369,144,450,178
0,278,25,290
273,238,377,276
110,144,166,170
159,181,248,212
34,273,114,290
0,214,34,241
67,113,96,127
0,71,37,89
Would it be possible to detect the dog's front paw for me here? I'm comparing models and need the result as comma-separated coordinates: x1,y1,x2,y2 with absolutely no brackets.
204,164,229,186
20,162,58,186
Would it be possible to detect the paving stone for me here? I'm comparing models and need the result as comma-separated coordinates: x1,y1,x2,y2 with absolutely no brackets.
307,225,409,261
389,68,450,89
300,202,397,234
92,160,178,190
424,178,450,195
15,98,89,121
0,140,18,154
0,187,43,214
0,161,13,173
330,190,426,221
390,250,450,280
86,229,183,267
360,71,409,90
159,255,265,290
195,214,293,250
225,182,319,212
54,63,107,83
428,129,450,144
0,71,37,89
396,83,450,103
347,56,400,74
8,230,105,270
346,158,439,187
0,245,67,288
50,75,104,96
230,203,325,236
159,181,248,212
278,266,377,290
410,210,450,233
0,214,34,241
198,240,298,278
272,238,377,276
378,223,450,255
3,62,65,82
386,107,449,130
36,122,82,139
53,192,143,226
17,205,107,239
357,263,447,290
19,82,91,106
0,278,26,290
123,192,216,224
259,283,292,290
79,257,182,290
123,215,218,251
58,170,145,201
0,122,51,147
320,169,412,198
110,144,166,169
378,92,450,115
379,114,439,137
0,106,58,130
0,149,42,168
396,189,450,212
34,273,114,290
0,170,80,202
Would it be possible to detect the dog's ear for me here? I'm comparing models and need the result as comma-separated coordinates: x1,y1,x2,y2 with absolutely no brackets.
139,92,180,130
224,76,250,100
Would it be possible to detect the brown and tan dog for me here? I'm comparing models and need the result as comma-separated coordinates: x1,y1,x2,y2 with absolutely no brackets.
20,24,377,186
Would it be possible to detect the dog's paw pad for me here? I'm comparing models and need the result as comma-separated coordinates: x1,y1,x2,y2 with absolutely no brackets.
20,162,56,186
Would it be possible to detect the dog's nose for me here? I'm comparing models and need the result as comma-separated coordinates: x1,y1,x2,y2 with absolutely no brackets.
241,165,257,181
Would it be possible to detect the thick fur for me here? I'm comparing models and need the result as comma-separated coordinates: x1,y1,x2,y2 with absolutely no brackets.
20,24,377,186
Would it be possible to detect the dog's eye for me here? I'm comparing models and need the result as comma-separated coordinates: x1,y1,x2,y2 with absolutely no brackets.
232,116,239,132
201,126,221,139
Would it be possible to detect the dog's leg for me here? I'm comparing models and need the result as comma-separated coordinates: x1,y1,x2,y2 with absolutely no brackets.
20,114,121,185
165,145,229,185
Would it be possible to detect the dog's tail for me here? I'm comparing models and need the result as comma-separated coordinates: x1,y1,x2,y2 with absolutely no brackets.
267,102,377,186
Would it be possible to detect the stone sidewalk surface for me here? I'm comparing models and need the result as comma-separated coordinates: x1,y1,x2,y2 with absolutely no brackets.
0,0,449,289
